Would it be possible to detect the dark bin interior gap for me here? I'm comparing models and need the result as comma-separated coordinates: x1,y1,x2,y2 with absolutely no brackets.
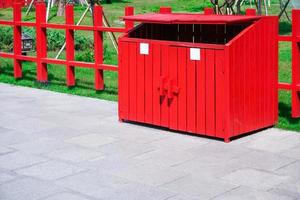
129,22,253,45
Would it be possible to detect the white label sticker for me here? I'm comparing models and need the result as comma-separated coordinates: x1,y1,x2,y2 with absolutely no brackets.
140,43,149,55
190,48,201,61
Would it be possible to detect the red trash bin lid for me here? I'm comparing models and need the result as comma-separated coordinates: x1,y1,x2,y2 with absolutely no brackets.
122,13,260,24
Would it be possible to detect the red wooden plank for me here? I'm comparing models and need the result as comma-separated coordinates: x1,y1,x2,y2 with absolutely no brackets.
215,50,226,138
239,36,246,134
94,6,104,90
0,20,14,26
98,64,118,71
177,48,187,132
136,44,145,123
278,35,292,42
196,48,206,134
229,43,236,136
205,49,215,136
160,44,169,128
274,18,279,123
152,43,161,126
66,5,75,87
186,49,196,133
13,3,22,79
292,10,300,118
0,52,14,59
36,2,48,82
144,43,153,123
122,14,260,25
258,21,264,128
243,28,250,132
119,41,129,120
129,43,137,121
169,46,178,130
249,26,256,131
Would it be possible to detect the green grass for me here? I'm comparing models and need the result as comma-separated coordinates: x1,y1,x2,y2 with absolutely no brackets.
0,0,300,132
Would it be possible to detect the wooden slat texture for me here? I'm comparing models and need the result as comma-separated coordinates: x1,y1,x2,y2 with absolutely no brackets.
205,49,215,136
215,50,225,138
152,43,161,126
177,48,187,132
144,43,153,123
196,48,206,134
186,49,196,133
169,46,178,130
136,44,145,123
160,44,169,127
129,43,137,121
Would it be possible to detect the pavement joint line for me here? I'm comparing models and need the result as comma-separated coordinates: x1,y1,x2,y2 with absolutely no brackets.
274,159,300,171
208,185,241,200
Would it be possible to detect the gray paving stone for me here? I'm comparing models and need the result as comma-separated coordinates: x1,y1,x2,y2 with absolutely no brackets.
0,177,64,200
211,186,294,200
0,172,17,184
42,192,92,200
221,168,289,191
101,181,176,200
276,160,300,179
160,175,238,200
187,142,253,160
96,140,156,159
229,150,296,171
44,146,105,163
76,154,146,172
55,170,131,199
132,148,197,168
0,146,15,155
172,156,243,179
36,127,87,140
11,137,73,155
0,129,46,146
0,116,57,133
0,126,11,134
66,134,118,148
280,145,300,160
111,163,188,187
245,133,300,153
269,178,300,199
146,134,210,151
15,160,86,181
163,194,201,200
0,151,48,170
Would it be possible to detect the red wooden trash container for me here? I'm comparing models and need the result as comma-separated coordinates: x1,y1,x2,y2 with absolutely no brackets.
118,13,278,142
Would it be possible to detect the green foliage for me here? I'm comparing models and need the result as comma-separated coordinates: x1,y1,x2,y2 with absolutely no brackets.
0,27,13,52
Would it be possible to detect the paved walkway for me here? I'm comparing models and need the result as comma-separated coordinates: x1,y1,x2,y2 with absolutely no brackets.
0,83,300,200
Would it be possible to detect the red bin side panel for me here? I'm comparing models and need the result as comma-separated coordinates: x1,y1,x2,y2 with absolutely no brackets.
227,16,278,138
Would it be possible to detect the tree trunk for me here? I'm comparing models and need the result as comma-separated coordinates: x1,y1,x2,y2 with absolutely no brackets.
57,0,66,16
236,0,243,14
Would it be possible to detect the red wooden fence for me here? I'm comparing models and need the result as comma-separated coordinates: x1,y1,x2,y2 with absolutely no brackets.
0,4,299,118
0,2,134,90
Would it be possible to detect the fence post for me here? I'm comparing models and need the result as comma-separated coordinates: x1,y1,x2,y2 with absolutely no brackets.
36,2,48,82
204,8,214,15
245,8,256,16
125,6,134,31
66,4,75,87
13,1,22,78
94,5,104,90
159,7,172,14
292,9,300,118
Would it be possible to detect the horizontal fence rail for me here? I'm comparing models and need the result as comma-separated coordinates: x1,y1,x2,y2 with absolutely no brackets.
0,2,134,90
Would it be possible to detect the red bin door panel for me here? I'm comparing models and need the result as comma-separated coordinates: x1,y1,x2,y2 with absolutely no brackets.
168,46,227,139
